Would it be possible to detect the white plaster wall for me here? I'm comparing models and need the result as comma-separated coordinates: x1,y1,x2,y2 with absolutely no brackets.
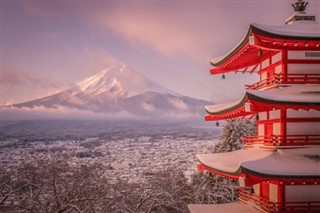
258,124,265,136
272,52,282,64
285,185,320,202
287,122,320,135
288,51,320,60
275,65,282,74
261,72,268,80
261,59,270,69
258,112,267,120
287,109,320,118
269,109,280,119
238,177,246,187
269,183,278,202
287,64,320,74
253,183,260,196
273,123,281,135
244,103,252,112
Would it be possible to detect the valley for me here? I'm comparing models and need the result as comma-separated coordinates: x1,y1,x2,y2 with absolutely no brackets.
0,120,220,183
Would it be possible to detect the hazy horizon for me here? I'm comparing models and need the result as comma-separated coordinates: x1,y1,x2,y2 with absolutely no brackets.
2,1,319,106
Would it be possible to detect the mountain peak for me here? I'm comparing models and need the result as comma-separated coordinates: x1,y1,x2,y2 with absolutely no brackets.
11,59,212,118
76,64,178,98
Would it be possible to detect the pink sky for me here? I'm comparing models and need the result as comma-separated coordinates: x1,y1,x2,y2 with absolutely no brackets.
1,1,320,106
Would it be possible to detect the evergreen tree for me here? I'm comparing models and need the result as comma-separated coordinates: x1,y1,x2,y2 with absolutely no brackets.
213,118,256,153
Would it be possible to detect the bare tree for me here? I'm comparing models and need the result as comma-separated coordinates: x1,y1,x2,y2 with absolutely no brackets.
1,159,238,213
190,172,238,204
0,157,112,213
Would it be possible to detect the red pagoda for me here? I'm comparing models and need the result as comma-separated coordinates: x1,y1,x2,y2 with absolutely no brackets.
188,1,320,212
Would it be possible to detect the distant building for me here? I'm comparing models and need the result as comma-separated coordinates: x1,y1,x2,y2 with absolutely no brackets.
189,1,320,212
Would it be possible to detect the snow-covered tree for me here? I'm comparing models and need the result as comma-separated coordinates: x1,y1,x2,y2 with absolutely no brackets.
213,118,256,153
0,157,112,213
189,171,238,205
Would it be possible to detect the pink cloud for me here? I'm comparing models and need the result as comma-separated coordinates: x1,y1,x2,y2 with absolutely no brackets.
21,1,65,18
21,2,226,63
36,31,60,40
1,106,139,120
1,68,65,90
17,1,292,65
80,4,217,62
83,47,121,68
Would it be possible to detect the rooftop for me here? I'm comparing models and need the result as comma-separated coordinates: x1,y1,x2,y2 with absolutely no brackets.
197,147,320,178
205,85,320,120
210,19,320,74
188,203,259,213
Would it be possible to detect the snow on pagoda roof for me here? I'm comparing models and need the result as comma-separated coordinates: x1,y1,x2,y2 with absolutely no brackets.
188,203,258,213
197,149,269,175
197,147,320,178
205,85,320,115
210,21,320,67
253,21,320,38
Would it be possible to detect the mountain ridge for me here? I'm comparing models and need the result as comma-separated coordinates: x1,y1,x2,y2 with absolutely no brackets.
11,64,211,118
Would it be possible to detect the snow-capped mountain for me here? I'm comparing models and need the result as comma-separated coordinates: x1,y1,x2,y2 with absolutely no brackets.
13,64,211,117
75,64,179,98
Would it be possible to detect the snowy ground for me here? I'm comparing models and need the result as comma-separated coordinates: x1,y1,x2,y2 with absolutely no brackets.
0,119,220,183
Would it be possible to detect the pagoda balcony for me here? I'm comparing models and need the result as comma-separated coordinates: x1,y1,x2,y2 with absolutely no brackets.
246,74,320,90
238,188,320,213
243,135,320,148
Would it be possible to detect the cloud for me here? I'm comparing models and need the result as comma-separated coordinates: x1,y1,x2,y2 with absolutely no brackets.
1,68,65,90
36,31,60,40
1,68,69,105
20,2,224,62
18,1,320,65
79,3,217,62
83,47,122,68
1,106,139,120
21,1,65,18
169,99,188,111
4,100,14,106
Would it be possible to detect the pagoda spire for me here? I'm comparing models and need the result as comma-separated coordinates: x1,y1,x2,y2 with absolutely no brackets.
291,0,308,13
285,0,315,25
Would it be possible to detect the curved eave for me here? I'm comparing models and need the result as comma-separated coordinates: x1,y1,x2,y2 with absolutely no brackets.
205,107,253,121
210,26,253,67
198,159,243,178
210,23,320,74
188,203,259,213
198,162,320,181
199,163,320,180
241,167,320,179
205,94,248,115
247,92,320,107
198,148,320,181
196,150,270,179
250,24,320,41
205,90,320,121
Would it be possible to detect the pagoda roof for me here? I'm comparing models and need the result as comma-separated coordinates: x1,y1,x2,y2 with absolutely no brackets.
188,203,258,213
197,147,320,179
205,85,320,121
210,22,320,74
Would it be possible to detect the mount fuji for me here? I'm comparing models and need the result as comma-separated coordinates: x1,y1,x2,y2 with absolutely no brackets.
12,64,211,118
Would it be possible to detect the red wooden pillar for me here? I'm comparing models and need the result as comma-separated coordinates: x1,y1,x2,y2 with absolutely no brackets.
281,50,288,83
278,183,284,203
277,183,285,212
274,51,288,145
280,109,287,145
266,123,273,137
261,181,269,200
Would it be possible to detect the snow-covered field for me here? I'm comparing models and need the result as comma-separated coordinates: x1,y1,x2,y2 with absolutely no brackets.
0,120,220,183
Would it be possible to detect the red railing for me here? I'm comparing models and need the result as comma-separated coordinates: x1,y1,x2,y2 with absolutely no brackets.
246,74,320,90
243,135,320,147
239,188,320,213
